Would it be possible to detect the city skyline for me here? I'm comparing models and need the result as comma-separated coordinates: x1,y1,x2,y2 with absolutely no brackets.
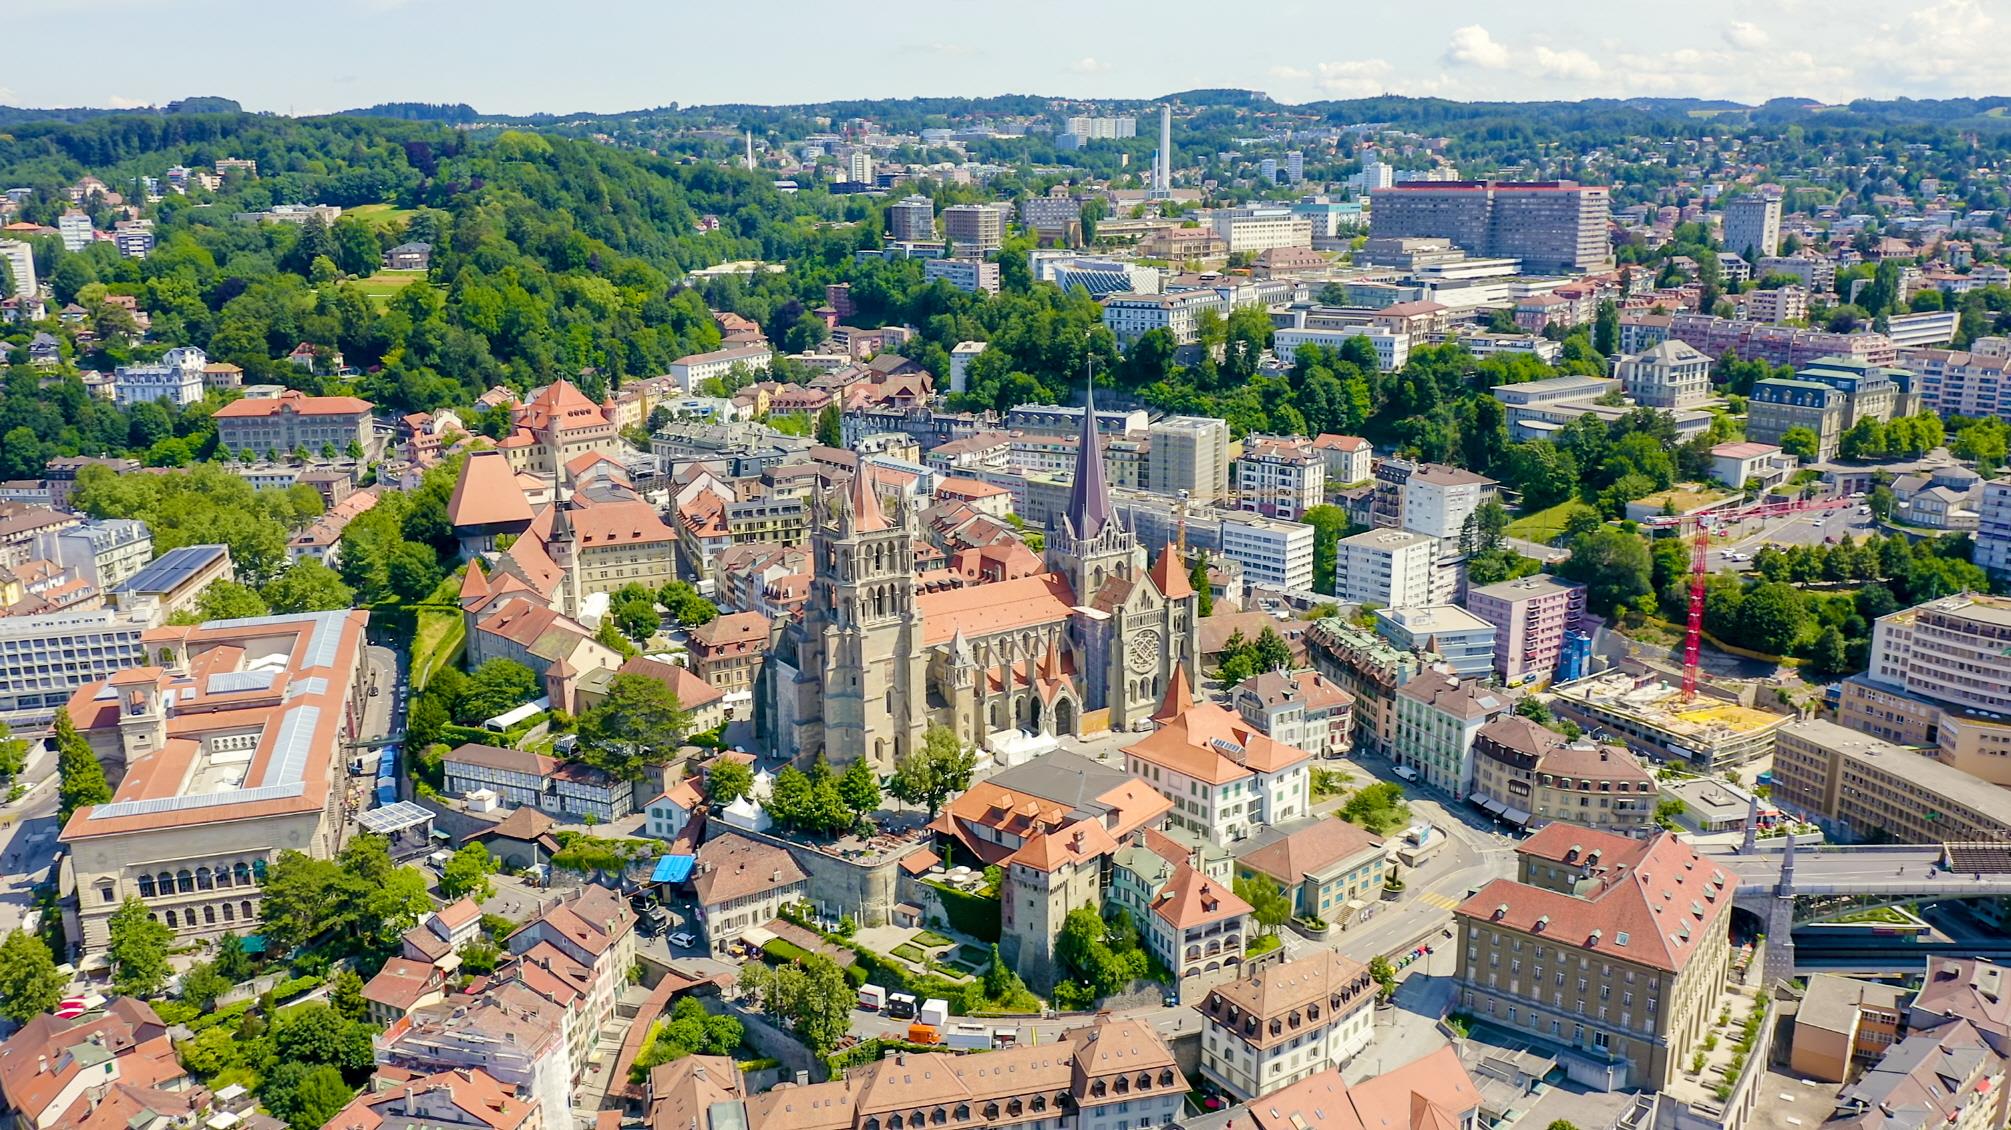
4,0,2005,116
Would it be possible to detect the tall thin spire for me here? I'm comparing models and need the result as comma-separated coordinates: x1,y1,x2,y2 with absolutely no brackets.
1065,363,1113,539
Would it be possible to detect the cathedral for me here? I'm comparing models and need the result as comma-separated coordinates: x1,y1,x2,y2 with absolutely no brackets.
759,386,1200,770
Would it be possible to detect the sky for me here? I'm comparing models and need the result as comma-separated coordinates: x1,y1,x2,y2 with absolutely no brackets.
6,0,2008,115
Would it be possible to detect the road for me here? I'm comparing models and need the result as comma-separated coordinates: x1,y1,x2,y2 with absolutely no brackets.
0,737,64,940
1710,503,1877,572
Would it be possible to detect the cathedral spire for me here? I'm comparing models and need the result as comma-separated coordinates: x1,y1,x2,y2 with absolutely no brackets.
848,464,889,533
1065,362,1113,539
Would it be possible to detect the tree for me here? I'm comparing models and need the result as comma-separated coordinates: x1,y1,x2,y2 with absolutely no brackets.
578,672,690,779
815,404,843,447
1654,798,1689,831
439,842,499,901
176,959,230,1011
1736,582,1812,656
1303,505,1349,595
1593,299,1619,356
107,897,172,998
1367,955,1397,1001
178,579,269,624
0,720,27,780
1955,419,2010,473
1188,552,1213,617
261,1062,352,1130
888,725,977,817
736,952,854,1056
1868,485,1897,520
1559,528,1654,620
0,930,64,1021
262,561,355,613
1779,426,1820,462
1233,875,1293,933
54,707,111,822
1340,783,1413,835
1809,625,1854,678
837,756,882,822
386,541,443,601
456,658,541,725
214,930,254,982
613,598,661,644
706,758,754,804
329,969,367,1021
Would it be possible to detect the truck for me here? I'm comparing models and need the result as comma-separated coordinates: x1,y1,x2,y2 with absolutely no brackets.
918,998,950,1028
906,1022,940,1045
887,992,917,1020
857,984,886,1012
944,1024,991,1051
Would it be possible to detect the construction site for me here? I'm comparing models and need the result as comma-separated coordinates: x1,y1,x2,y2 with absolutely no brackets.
1546,669,1791,771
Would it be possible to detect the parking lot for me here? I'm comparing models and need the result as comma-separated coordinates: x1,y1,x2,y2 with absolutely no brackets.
1707,500,1877,572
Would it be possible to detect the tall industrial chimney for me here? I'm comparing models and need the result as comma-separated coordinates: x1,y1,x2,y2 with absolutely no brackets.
1154,105,1172,197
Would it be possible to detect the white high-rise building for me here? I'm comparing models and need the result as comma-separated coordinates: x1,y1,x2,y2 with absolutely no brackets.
847,150,875,185
1064,115,1136,140
1258,158,1279,184
0,239,34,300
58,211,94,253
1285,151,1305,184
1336,528,1436,609
1360,148,1393,190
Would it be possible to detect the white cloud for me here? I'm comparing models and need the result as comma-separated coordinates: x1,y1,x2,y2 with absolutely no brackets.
0,86,15,103
1722,21,1770,49
1269,65,1311,81
1068,57,1110,75
1444,25,1509,69
922,41,977,58
1533,46,1601,81
1314,59,1395,98
104,96,150,109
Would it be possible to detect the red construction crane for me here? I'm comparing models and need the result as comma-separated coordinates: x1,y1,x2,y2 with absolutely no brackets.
1682,517,1710,700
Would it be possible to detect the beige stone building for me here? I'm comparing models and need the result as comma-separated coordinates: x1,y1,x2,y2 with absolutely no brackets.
58,609,368,952
1771,718,2011,843
1468,716,1655,835
1196,949,1379,1101
1453,824,1737,1090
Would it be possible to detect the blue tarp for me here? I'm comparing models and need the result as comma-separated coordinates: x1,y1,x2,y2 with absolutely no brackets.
651,855,696,884
375,782,397,806
379,748,397,772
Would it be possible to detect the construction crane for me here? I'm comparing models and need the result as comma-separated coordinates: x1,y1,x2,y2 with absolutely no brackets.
1682,516,1712,700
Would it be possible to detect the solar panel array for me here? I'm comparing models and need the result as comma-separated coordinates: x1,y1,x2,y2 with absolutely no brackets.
88,781,306,821
113,545,225,595
206,669,277,695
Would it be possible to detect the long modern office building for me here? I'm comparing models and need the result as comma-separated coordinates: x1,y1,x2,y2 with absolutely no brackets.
0,605,156,729
1369,181,1613,273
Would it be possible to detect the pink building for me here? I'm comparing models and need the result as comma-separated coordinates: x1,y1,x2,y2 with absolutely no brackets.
1465,573,1586,685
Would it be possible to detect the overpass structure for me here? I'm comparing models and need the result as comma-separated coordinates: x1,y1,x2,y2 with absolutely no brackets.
1700,805,2011,980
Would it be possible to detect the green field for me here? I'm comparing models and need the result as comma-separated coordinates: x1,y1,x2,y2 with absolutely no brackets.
355,270,426,307
344,202,416,228
1504,500,1599,544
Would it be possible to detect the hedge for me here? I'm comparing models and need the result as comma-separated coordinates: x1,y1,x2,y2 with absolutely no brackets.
271,974,324,1001
920,880,1001,942
189,999,255,1033
760,938,816,966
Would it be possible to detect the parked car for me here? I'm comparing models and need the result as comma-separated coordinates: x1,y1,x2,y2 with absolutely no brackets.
668,930,696,949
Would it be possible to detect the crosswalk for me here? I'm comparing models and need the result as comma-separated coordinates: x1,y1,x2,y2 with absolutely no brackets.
1415,890,1462,911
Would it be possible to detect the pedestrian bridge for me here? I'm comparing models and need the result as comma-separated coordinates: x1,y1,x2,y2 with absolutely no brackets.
1698,842,2011,912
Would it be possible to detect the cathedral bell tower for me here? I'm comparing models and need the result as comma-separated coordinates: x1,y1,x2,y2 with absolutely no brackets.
813,464,928,772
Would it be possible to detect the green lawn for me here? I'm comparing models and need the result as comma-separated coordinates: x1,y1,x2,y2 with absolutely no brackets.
355,270,427,307
915,930,954,948
1504,500,1599,544
890,942,928,962
344,202,416,228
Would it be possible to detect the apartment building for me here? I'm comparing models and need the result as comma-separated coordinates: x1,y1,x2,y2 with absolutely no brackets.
1392,668,1510,796
1746,284,1809,326
1125,674,1313,844
691,832,809,951
942,203,1004,253
1858,592,2011,772
888,194,936,242
1669,313,1895,369
1310,435,1372,485
1133,864,1252,981
1721,193,1782,259
1196,950,1378,1101
1100,290,1223,346
114,346,208,407
1233,819,1388,928
1218,514,1315,592
502,883,636,1074
1466,573,1587,685
1369,181,1612,273
1469,717,1655,834
211,389,373,456
1900,338,2011,424
1335,528,1435,609
669,345,773,393
1270,325,1410,372
1373,605,1496,680
0,998,189,1130
378,979,573,1129
1236,436,1324,520
1757,255,1837,293
1232,669,1354,758
59,610,368,951
1616,340,1712,409
1148,415,1230,503
1400,463,1493,541
0,238,35,300
1978,477,2011,579
924,257,1001,295
1304,618,1430,756
34,518,152,592
726,1017,1185,1130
